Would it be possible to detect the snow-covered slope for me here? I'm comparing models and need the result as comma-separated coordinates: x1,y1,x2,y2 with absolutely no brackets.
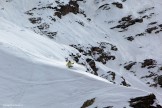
0,17,153,108
0,0,162,107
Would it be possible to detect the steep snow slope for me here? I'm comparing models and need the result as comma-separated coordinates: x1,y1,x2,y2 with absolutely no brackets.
0,0,162,107
0,17,154,108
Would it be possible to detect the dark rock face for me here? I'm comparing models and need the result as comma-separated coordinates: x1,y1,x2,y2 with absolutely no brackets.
69,53,81,63
94,47,115,64
138,7,154,14
123,59,162,88
158,75,162,86
37,23,50,30
149,22,157,25
98,56,114,64
69,43,117,77
146,26,158,34
98,4,110,10
100,71,116,84
43,31,57,39
125,21,162,41
108,71,116,81
54,0,79,18
120,77,131,87
103,106,113,108
124,62,136,70
81,98,95,108
28,17,42,24
112,2,123,9
129,94,162,108
126,36,134,41
91,47,104,54
111,15,143,30
70,43,116,65
86,58,98,76
135,32,146,37
141,59,157,69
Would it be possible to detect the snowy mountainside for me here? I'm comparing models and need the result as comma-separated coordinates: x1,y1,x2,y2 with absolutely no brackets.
0,16,156,108
0,0,162,107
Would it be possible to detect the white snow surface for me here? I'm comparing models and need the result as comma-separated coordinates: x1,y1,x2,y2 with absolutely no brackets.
0,0,162,107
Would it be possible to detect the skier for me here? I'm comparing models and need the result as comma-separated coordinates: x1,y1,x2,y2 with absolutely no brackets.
66,61,74,68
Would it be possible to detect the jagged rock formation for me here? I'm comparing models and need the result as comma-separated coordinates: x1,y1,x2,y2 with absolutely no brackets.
129,94,162,108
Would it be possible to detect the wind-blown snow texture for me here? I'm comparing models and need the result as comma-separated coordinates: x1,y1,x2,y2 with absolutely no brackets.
0,0,162,108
